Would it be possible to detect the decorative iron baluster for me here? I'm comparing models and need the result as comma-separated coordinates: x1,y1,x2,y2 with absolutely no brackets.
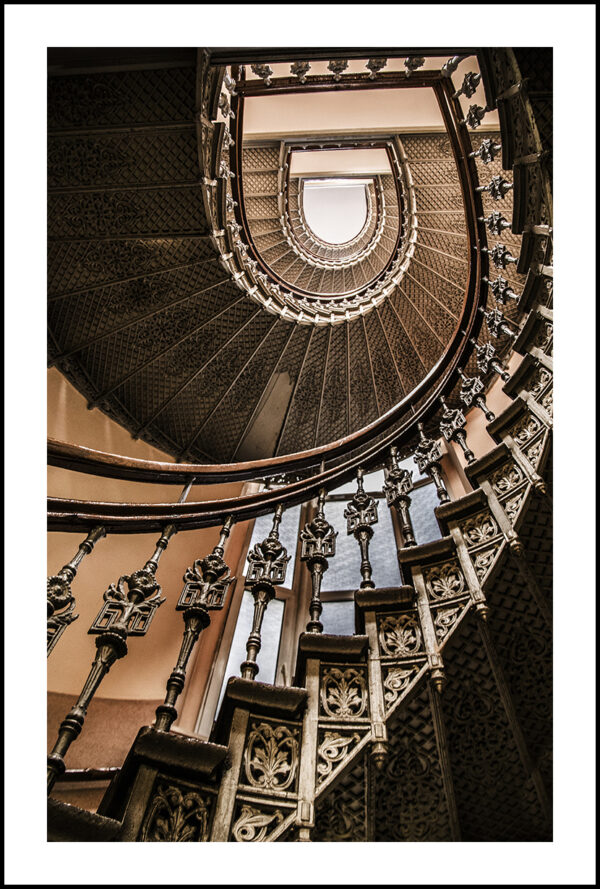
327,59,349,81
469,138,501,164
482,243,518,270
476,175,513,200
479,306,517,340
154,517,235,732
470,339,511,382
47,525,105,656
404,56,425,76
344,469,378,590
300,489,337,633
222,71,237,95
453,71,481,99
47,526,177,793
463,103,487,128
457,368,495,422
414,423,450,504
227,220,242,238
439,397,475,464
241,504,290,680
250,63,273,86
441,55,468,78
219,160,235,180
365,58,387,78
218,92,234,120
290,61,311,83
383,446,416,547
479,211,511,236
484,275,518,305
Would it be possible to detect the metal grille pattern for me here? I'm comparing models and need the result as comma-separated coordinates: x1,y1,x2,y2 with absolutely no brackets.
442,615,550,841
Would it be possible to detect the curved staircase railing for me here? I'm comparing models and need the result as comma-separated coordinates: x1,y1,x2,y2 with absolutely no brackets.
47,48,553,842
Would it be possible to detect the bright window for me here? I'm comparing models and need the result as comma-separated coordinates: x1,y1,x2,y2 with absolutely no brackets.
302,178,370,244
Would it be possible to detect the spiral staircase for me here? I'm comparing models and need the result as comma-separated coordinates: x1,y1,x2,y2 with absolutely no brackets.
46,48,553,842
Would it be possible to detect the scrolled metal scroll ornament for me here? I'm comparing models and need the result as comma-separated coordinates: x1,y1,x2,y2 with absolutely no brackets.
317,732,360,779
433,606,462,642
232,805,284,842
383,666,420,708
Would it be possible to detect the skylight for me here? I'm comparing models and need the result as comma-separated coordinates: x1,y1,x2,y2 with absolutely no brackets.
302,178,371,244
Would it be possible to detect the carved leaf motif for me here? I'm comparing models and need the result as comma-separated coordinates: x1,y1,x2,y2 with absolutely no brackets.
379,614,422,657
491,463,523,495
321,668,368,719
317,732,360,779
511,416,541,446
140,783,209,842
461,512,499,547
231,805,284,842
243,722,299,792
535,321,553,352
424,562,466,600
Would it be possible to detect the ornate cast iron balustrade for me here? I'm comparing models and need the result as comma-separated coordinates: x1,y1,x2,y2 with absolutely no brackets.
45,46,552,843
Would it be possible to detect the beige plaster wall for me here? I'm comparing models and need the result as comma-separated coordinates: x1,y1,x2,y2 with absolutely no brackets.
47,368,248,711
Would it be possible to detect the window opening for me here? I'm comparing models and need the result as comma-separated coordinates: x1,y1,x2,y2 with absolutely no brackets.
301,178,370,244
215,592,285,714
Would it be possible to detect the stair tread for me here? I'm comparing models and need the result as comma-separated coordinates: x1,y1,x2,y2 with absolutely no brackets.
48,797,121,842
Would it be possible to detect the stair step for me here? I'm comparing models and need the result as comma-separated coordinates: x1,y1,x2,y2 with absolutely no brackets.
48,797,121,842
294,633,369,685
97,726,228,822
211,677,308,746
